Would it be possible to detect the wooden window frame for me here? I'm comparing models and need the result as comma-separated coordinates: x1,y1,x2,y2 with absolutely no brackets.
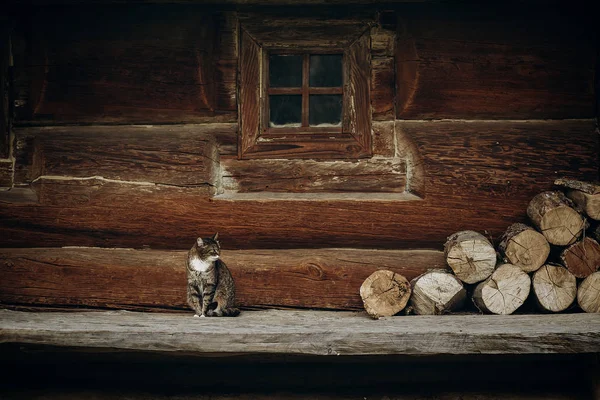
239,23,372,160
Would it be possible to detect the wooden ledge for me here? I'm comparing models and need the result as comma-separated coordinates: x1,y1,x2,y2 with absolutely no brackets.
1,309,599,356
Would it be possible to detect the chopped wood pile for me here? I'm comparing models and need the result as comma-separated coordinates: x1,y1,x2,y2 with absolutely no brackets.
360,179,600,318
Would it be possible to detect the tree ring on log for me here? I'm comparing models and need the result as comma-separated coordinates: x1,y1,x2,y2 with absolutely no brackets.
472,263,530,315
444,230,497,284
532,264,577,313
577,271,600,313
360,270,411,319
498,223,549,273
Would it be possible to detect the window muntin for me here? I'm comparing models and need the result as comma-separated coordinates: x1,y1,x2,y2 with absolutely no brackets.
266,51,344,133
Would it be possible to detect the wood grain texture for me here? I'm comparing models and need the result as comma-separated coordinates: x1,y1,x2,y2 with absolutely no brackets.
344,30,372,154
371,57,395,121
1,309,599,355
0,247,445,311
12,125,219,189
13,6,239,124
397,120,599,200
396,4,596,119
0,161,12,187
221,157,406,193
238,29,261,158
2,119,597,250
0,22,10,159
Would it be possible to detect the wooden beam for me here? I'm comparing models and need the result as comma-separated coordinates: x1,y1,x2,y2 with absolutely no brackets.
12,125,221,189
0,247,445,311
1,309,599,356
396,5,596,119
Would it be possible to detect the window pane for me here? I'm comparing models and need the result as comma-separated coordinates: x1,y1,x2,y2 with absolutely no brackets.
269,55,303,88
309,55,342,87
309,95,342,127
269,95,302,127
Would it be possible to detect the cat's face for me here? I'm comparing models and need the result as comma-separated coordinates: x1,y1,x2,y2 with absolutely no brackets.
196,236,220,262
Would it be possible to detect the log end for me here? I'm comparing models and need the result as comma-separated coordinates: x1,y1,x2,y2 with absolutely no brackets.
360,270,411,319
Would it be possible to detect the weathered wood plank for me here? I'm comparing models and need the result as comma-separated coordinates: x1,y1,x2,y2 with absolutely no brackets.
396,5,596,119
0,247,444,311
396,119,599,199
371,57,395,121
11,125,219,188
1,309,599,355
221,158,406,194
13,6,236,124
0,21,11,159
0,160,12,187
13,124,235,186
1,120,597,250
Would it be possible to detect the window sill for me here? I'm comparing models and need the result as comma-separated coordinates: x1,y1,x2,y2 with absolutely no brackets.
213,191,421,202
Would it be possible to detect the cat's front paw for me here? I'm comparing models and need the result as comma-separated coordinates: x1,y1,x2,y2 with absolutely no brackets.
193,314,200,318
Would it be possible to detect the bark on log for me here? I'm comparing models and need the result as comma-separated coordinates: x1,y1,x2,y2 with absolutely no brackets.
444,230,497,284
472,263,530,315
532,264,577,313
560,237,600,278
409,270,466,315
360,270,411,319
498,223,550,273
577,271,600,313
527,191,585,246
566,190,600,221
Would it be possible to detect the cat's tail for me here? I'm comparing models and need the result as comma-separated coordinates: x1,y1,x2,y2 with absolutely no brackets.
221,307,240,317
209,307,240,317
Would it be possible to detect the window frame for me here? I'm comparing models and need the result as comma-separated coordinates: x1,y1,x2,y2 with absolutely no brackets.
263,49,345,135
238,22,372,160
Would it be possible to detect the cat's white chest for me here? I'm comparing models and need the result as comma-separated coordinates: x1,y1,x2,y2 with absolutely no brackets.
190,258,211,273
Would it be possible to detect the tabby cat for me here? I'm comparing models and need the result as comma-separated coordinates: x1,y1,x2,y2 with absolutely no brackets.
186,233,240,317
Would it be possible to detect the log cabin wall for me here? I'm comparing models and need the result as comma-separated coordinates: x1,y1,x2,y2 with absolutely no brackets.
0,1,598,311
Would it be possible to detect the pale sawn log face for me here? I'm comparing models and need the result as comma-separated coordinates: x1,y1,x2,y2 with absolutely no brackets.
577,272,600,313
499,223,549,273
444,231,497,284
567,190,600,221
473,264,531,315
360,270,411,318
527,191,585,246
533,265,577,313
410,270,466,315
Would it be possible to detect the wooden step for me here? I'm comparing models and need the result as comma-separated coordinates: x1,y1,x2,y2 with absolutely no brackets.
1,309,599,356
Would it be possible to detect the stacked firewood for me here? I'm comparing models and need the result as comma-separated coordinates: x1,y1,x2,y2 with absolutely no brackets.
360,179,600,318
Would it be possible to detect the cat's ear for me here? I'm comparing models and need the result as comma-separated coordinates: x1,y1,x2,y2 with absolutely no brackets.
196,237,204,247
212,232,219,241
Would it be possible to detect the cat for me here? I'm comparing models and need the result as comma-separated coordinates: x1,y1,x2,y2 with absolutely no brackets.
186,233,240,317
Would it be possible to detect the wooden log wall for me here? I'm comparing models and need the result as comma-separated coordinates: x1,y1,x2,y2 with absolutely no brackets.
0,3,598,311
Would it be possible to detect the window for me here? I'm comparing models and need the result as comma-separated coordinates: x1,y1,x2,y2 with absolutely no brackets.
267,53,343,132
239,19,372,159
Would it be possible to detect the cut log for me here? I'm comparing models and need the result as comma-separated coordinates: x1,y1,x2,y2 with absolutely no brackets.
444,230,497,284
532,264,577,313
472,263,530,315
577,271,600,313
566,190,600,221
409,270,466,315
527,191,585,246
498,223,550,273
554,178,600,195
360,270,411,319
560,237,600,278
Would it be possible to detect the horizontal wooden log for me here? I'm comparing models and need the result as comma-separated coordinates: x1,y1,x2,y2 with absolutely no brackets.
1,309,599,356
0,247,445,311
13,7,237,124
1,120,596,250
396,120,599,199
13,124,235,186
221,158,406,194
396,5,596,119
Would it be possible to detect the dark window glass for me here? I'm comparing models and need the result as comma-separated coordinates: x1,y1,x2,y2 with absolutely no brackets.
269,55,303,87
309,95,342,126
269,95,302,127
309,55,343,87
